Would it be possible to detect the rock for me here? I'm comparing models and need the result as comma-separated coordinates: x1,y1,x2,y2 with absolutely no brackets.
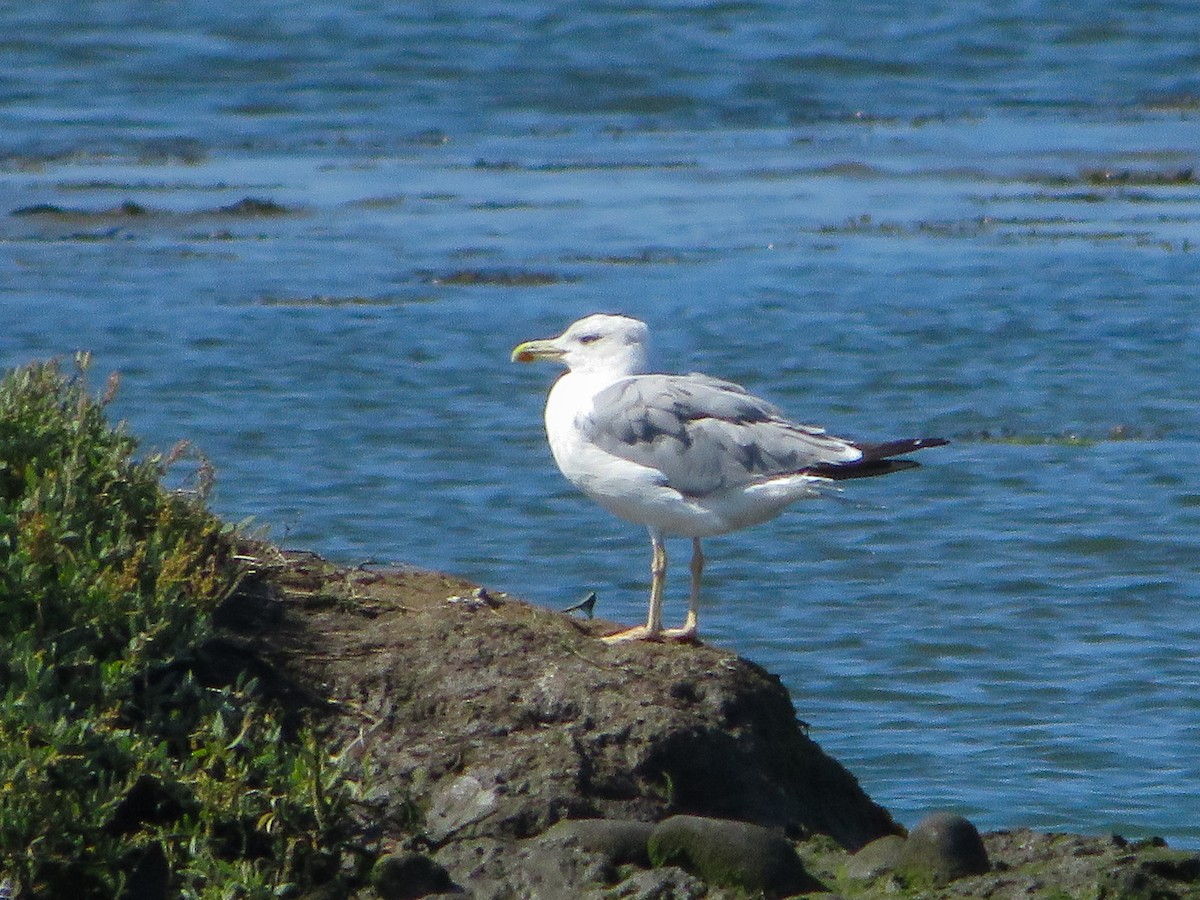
647,814,823,896
371,851,453,900
540,818,654,866
1100,843,1200,898
434,837,615,899
425,771,501,842
844,833,906,881
205,550,1200,898
233,551,901,852
603,866,709,899
898,812,989,886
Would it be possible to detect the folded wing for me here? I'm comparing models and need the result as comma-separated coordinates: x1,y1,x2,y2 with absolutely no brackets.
580,373,865,497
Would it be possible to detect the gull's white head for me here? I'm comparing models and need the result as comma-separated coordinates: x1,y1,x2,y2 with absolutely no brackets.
512,313,649,378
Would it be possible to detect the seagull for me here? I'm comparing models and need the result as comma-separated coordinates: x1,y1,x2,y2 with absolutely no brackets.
512,313,947,643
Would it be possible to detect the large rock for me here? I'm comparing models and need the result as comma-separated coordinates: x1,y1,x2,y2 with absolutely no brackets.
234,553,900,855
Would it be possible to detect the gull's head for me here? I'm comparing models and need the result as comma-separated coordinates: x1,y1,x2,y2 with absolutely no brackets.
512,313,649,377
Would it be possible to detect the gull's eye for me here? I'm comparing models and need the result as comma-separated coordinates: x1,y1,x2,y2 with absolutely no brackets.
578,333,602,345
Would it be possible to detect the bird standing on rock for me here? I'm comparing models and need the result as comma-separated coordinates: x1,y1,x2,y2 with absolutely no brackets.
512,313,947,643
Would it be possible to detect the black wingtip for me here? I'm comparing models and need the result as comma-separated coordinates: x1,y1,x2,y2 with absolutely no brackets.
805,458,922,480
803,436,947,481
856,437,949,461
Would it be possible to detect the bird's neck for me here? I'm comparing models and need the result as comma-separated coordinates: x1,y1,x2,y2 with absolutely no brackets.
543,366,622,452
547,367,618,415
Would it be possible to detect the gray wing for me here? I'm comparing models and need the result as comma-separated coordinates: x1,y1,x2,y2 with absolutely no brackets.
581,373,862,497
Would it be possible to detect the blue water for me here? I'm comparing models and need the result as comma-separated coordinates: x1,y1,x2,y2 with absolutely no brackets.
3,2,1200,847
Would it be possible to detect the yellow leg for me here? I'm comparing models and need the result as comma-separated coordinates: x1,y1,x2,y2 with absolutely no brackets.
602,531,669,643
662,537,701,640
603,534,701,644
646,533,667,634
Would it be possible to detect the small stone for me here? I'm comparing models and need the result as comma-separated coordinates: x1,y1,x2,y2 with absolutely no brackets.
424,771,499,841
541,818,654,866
371,851,453,900
898,812,989,886
844,834,906,881
648,814,823,896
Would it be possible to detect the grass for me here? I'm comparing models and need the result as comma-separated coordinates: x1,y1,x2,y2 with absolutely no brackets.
0,355,368,898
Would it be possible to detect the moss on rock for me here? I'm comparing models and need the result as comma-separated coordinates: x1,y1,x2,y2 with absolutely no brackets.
647,814,822,896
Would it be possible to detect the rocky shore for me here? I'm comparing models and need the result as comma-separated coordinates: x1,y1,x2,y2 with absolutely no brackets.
216,547,1200,899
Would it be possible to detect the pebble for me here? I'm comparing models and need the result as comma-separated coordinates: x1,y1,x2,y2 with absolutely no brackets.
371,851,453,900
647,814,821,896
898,811,990,886
424,771,499,842
844,834,906,881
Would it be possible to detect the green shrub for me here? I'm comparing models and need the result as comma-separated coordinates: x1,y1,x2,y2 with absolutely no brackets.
0,356,364,898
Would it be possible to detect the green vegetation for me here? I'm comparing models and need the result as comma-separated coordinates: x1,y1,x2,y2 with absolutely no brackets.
0,356,365,898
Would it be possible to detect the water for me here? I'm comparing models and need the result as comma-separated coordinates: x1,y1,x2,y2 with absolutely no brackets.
3,1,1199,846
